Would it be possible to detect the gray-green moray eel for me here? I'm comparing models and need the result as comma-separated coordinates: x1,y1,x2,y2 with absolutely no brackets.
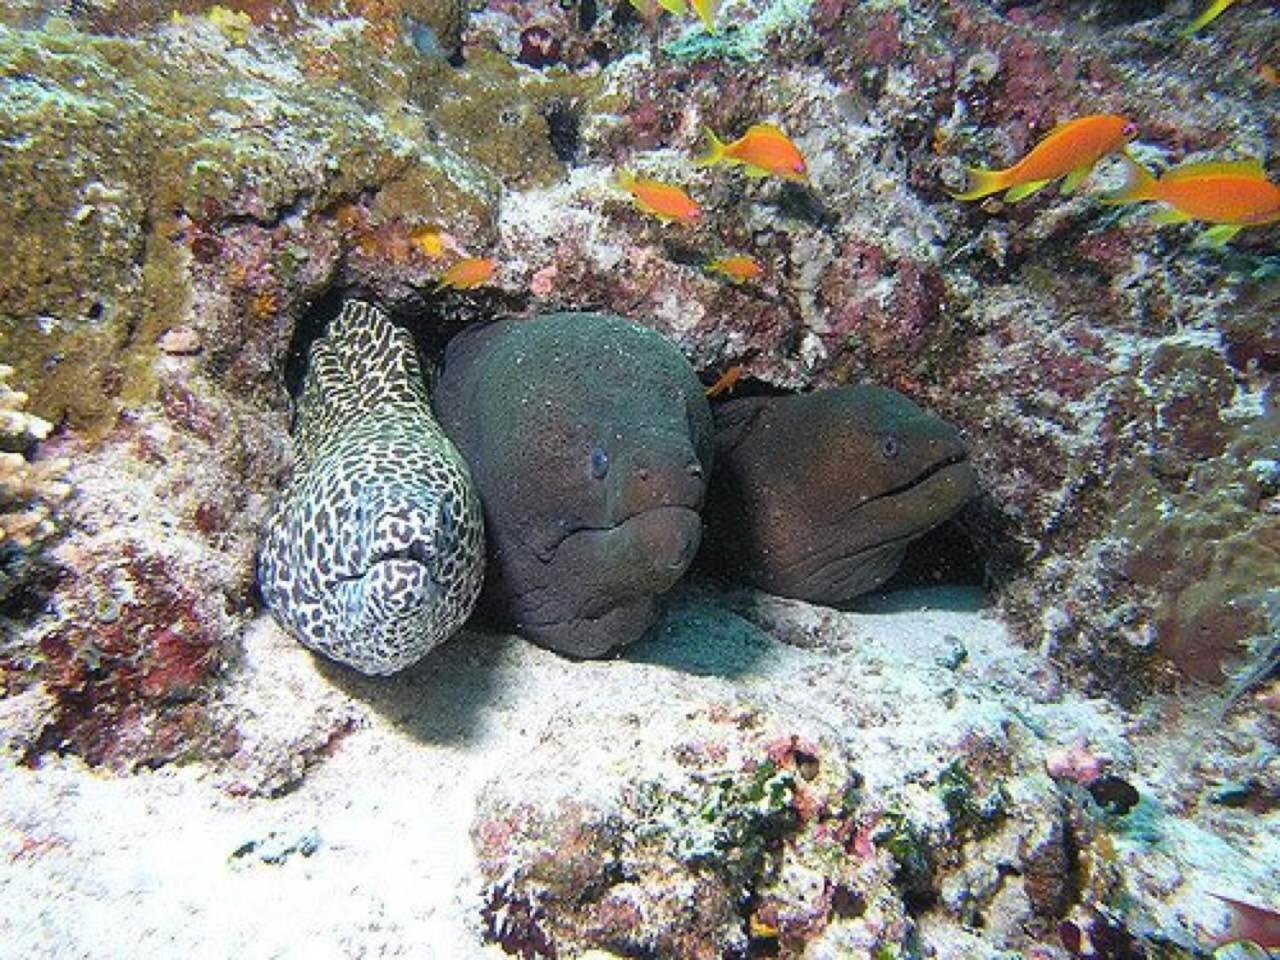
702,386,978,605
433,312,713,658
258,300,484,674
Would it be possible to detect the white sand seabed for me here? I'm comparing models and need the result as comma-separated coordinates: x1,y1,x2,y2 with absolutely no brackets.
0,586,1273,958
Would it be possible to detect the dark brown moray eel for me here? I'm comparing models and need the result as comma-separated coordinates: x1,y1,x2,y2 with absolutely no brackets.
702,386,978,605
434,312,713,658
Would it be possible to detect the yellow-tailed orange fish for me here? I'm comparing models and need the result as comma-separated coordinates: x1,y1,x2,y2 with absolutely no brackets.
949,114,1137,202
704,365,742,398
1105,154,1280,245
705,255,763,283
696,123,808,182
691,0,721,32
616,169,703,225
1183,0,1239,35
435,256,496,290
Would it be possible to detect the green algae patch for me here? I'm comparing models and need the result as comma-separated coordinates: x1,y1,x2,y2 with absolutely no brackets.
0,30,155,430
425,50,602,192
663,0,816,63
0,20,494,431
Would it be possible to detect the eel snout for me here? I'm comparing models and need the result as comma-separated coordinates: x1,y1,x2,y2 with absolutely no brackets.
513,505,703,657
607,431,708,518
335,495,452,604
619,504,703,583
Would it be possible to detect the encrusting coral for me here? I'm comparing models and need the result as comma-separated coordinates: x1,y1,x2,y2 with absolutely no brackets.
0,364,70,556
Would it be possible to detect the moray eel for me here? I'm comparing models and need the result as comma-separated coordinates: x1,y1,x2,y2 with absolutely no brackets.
702,386,977,605
434,312,713,658
258,300,485,675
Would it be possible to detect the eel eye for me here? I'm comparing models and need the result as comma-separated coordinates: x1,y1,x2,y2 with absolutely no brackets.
589,445,610,480
880,434,901,460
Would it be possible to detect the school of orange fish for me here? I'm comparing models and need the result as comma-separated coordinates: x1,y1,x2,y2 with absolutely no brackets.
429,0,1278,313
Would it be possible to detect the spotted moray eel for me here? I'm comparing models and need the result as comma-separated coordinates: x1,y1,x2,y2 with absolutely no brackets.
258,300,484,675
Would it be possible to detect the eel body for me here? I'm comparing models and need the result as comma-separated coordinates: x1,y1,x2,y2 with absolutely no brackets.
703,386,978,605
258,300,485,674
434,312,713,658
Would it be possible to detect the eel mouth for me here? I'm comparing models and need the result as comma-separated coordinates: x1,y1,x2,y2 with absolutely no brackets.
770,456,977,603
333,541,438,585
844,453,975,521
518,505,703,627
871,450,971,503
550,505,703,580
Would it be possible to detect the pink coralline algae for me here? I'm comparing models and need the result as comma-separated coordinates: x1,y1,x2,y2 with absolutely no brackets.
23,541,229,768
1045,740,1110,786
517,26,561,68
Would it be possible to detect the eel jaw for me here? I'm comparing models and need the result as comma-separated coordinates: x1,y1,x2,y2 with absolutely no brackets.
509,505,703,657
329,498,453,623
765,455,978,606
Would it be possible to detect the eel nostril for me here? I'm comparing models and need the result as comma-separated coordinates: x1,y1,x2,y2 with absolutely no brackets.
687,460,704,479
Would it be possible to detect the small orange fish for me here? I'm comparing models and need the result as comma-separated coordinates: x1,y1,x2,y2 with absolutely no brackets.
704,365,742,398
696,123,808,182
705,255,763,283
435,257,496,291
950,114,1137,202
616,169,702,225
1105,154,1280,245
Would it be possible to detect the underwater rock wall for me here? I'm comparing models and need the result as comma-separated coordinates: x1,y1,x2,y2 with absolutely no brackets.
486,0,1279,702
0,0,1275,770
0,2,501,764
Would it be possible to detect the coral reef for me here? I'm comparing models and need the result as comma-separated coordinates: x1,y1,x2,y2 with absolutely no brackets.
488,0,1279,696
0,356,286,767
0,3,1274,954
474,714,895,959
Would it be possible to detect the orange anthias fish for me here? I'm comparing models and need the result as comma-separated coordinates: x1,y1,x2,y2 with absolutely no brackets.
1105,154,1280,245
435,256,496,291
616,169,702,225
704,365,742,398
696,123,808,182
950,114,1137,202
1183,0,1239,35
705,255,763,283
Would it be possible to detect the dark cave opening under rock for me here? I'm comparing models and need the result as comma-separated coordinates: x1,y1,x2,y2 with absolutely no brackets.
280,294,996,628
281,284,530,404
